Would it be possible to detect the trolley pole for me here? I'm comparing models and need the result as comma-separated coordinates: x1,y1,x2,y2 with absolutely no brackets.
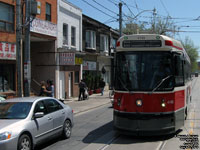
16,0,22,97
119,2,123,37
24,0,31,97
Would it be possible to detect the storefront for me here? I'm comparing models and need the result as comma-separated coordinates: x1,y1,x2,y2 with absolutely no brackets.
0,42,16,97
58,52,83,99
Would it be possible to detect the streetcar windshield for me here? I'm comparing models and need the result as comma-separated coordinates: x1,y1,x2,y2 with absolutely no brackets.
115,51,174,91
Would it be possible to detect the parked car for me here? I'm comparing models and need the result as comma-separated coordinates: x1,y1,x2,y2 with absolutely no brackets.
0,97,74,150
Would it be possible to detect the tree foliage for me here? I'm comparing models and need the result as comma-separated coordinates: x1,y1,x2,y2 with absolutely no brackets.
181,37,199,72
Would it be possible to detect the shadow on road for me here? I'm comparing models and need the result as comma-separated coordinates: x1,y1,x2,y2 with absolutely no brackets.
83,121,114,143
83,122,182,145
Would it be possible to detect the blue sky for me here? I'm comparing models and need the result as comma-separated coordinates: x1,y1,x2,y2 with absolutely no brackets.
67,0,200,55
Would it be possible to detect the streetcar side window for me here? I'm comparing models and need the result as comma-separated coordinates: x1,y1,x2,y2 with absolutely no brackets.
174,55,184,86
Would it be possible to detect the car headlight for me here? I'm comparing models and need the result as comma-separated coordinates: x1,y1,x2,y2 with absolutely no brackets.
0,132,12,141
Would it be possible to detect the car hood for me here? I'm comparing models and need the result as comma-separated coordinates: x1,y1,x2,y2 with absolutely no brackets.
0,119,23,132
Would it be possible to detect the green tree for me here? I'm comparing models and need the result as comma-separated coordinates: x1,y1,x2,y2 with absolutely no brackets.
181,37,199,72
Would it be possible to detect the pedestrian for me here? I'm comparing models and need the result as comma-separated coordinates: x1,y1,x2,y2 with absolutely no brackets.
99,78,105,96
45,79,54,97
39,81,46,96
79,79,86,101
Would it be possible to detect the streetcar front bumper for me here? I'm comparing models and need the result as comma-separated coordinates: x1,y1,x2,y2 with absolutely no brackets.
113,110,182,136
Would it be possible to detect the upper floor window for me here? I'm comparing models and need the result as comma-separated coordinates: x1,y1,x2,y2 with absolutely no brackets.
86,30,96,49
71,26,76,46
46,3,51,21
0,2,14,32
100,34,109,52
111,38,117,49
63,24,68,45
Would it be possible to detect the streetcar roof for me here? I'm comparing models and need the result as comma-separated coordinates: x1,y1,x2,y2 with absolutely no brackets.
116,34,190,63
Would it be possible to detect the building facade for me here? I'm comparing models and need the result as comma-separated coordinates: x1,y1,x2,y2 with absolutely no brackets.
82,15,119,92
0,0,16,98
57,0,82,99
29,0,57,96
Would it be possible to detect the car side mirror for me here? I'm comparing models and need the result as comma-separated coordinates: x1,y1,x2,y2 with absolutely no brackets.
34,112,44,119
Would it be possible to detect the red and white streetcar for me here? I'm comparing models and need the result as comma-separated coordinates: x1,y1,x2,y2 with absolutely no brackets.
113,34,192,135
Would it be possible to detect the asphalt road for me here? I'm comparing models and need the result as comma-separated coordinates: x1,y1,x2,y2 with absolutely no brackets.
36,103,113,150
37,77,200,150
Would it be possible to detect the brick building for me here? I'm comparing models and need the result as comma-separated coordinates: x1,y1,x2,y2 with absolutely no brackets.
30,0,58,96
0,0,16,98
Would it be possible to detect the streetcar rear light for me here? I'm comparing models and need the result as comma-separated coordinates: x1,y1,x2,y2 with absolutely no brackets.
161,99,166,108
117,98,121,106
136,99,142,107
165,40,173,46
116,41,120,47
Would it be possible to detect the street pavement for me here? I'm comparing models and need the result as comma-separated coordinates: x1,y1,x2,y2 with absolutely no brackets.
64,91,111,115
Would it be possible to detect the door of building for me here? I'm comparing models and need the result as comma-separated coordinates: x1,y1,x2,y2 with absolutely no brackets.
68,72,73,97
59,71,65,99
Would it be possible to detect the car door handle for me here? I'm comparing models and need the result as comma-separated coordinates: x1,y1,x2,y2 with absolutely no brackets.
62,111,65,114
48,117,52,120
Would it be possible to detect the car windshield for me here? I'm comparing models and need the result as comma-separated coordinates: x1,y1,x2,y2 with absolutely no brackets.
115,51,174,91
0,102,33,119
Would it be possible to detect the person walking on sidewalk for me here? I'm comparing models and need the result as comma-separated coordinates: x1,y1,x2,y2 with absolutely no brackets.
99,78,105,96
79,79,87,101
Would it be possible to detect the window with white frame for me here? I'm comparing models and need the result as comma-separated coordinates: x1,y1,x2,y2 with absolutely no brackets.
86,30,96,49
100,34,108,52
63,24,68,45
71,26,76,46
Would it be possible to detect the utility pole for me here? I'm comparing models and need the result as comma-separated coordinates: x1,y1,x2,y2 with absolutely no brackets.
153,8,156,33
119,2,122,37
16,0,22,97
24,0,31,97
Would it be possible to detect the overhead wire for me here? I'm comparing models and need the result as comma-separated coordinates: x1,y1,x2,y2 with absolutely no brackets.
91,0,118,15
81,0,118,19
159,0,170,17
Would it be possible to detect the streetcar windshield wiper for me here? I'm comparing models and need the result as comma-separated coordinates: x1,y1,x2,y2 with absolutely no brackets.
118,77,130,92
150,75,172,94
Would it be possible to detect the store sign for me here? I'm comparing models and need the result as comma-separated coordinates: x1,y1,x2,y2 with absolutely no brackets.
0,42,16,60
83,61,96,70
75,57,83,65
60,53,75,65
30,18,57,37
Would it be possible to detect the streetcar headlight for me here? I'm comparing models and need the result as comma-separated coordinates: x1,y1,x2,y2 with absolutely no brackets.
161,99,166,108
136,99,142,107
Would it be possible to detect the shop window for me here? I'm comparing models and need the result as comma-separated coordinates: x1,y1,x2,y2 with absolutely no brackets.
46,3,51,21
63,24,68,45
86,30,96,49
100,34,109,52
75,71,79,83
0,2,14,32
0,64,15,92
71,26,76,46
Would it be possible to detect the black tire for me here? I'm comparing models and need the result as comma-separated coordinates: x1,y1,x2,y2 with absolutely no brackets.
18,134,32,150
63,120,72,139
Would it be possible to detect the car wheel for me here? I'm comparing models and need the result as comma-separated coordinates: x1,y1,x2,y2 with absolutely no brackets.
63,119,72,139
18,134,32,150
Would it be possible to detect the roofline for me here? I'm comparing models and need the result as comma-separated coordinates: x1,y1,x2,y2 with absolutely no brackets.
61,0,82,12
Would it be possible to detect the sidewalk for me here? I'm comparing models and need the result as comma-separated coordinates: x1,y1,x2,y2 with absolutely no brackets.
64,91,111,115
